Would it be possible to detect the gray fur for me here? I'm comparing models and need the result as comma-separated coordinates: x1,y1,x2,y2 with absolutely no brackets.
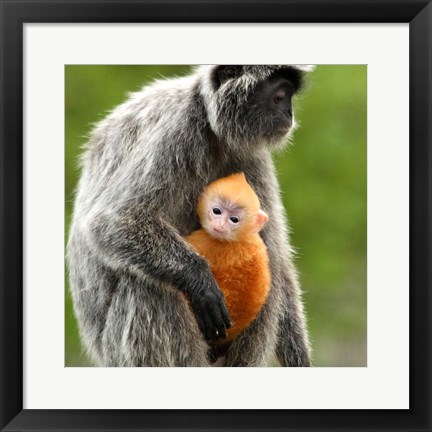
67,65,312,367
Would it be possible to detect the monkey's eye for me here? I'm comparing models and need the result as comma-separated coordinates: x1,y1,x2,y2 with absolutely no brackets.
230,216,240,224
213,208,222,215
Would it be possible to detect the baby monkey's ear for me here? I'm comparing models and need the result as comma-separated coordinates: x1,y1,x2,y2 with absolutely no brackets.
254,210,269,233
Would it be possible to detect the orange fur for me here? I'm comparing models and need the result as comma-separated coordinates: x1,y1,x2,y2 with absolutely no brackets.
186,173,271,342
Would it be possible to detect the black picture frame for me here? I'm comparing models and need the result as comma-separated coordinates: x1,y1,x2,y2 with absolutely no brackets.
1,1,431,431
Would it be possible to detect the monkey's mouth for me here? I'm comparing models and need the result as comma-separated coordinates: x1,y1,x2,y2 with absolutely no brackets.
212,227,230,239
271,120,292,137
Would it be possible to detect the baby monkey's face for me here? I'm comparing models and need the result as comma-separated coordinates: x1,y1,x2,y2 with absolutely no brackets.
204,199,246,241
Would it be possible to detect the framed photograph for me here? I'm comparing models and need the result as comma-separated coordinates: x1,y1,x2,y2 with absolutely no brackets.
1,0,431,431
64,63,367,370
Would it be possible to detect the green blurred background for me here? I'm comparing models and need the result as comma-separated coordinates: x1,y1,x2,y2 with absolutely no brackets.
65,65,367,367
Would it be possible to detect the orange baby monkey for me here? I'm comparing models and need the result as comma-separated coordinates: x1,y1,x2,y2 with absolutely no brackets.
186,173,271,342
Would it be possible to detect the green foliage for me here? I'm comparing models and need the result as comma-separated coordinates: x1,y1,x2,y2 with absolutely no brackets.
65,65,367,367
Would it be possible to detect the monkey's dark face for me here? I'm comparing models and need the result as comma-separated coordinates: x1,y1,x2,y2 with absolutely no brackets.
250,71,298,138
202,65,306,151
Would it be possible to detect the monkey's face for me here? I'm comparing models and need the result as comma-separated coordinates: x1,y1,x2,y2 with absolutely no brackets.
203,198,246,241
200,65,311,151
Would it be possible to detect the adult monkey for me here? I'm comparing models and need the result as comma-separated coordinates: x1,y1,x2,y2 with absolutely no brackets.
68,65,313,367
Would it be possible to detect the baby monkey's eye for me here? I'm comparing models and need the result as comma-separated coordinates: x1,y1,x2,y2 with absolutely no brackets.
230,216,240,224
213,208,222,215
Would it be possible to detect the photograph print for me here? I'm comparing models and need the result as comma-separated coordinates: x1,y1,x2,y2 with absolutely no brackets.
65,65,367,367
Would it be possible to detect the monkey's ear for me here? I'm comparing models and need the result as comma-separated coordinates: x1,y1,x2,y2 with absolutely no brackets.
213,66,242,89
253,210,269,233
